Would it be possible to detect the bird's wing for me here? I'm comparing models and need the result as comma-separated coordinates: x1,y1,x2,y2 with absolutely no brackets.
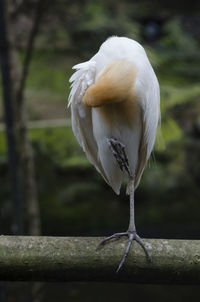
134,78,160,188
68,60,109,183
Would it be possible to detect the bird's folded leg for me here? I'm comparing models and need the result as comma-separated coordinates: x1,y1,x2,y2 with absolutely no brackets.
107,137,132,178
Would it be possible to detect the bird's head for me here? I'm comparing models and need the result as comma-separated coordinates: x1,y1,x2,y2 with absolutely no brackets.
83,59,138,108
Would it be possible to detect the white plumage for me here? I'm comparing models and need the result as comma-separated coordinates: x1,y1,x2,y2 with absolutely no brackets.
69,36,160,193
68,36,160,271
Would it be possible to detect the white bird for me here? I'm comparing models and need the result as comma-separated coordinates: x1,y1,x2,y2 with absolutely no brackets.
68,36,160,272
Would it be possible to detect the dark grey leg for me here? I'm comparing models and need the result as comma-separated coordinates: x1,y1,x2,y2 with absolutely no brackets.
98,137,152,272
107,138,132,178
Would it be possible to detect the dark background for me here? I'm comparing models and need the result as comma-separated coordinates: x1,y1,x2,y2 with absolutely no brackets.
0,0,200,301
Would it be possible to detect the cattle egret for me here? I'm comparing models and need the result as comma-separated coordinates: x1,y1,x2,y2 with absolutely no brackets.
68,36,160,272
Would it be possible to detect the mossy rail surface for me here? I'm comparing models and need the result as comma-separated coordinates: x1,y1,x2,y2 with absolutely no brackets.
0,236,200,283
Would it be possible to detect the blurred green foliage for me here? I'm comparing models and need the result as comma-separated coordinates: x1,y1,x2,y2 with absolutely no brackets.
0,0,200,240
1,2,200,301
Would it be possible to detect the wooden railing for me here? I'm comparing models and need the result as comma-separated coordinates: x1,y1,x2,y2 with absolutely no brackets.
0,236,200,283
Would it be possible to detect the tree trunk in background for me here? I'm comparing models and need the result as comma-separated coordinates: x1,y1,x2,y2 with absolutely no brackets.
14,0,46,237
16,110,41,236
0,0,23,236
6,0,45,236
5,1,46,301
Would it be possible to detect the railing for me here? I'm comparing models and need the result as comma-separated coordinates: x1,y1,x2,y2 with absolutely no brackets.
0,236,200,283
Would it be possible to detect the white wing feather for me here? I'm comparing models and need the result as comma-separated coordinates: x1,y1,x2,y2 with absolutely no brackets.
68,60,109,183
135,75,160,188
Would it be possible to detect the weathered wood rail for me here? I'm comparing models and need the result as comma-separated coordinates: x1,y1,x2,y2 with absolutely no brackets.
0,236,200,283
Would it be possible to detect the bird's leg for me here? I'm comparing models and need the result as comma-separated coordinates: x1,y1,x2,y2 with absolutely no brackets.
106,138,132,178
117,177,152,272
98,138,152,272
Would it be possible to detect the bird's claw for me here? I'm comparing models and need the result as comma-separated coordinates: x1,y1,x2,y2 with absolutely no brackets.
107,138,132,178
98,231,152,272
97,232,128,248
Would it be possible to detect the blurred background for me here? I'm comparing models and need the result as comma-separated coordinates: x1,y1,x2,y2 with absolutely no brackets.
0,0,200,301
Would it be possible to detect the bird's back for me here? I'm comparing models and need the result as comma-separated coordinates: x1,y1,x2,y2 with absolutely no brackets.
92,37,152,78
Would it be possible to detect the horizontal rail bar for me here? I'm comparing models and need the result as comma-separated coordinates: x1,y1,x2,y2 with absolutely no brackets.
0,236,200,283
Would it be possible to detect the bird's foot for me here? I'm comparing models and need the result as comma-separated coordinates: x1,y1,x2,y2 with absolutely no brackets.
98,231,152,272
107,138,132,178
